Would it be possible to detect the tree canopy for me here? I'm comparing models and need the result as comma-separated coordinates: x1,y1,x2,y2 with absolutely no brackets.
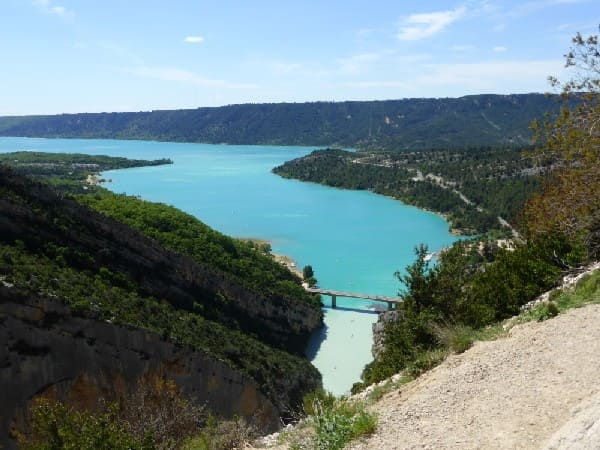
526,27,600,260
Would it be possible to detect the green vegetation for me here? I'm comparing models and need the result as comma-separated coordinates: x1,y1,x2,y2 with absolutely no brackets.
77,191,320,311
354,27,599,393
355,235,576,389
519,270,600,324
310,400,376,450
525,31,600,261
302,265,317,287
0,151,171,193
5,25,599,450
0,242,316,406
18,373,257,450
274,146,542,234
0,165,322,418
279,390,377,450
20,399,141,450
0,94,562,150
182,416,257,450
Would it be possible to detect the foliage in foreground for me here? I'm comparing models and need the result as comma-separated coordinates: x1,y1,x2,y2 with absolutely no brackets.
18,374,205,450
181,416,257,450
526,27,600,260
520,269,600,324
282,390,377,450
355,28,599,391
356,235,575,389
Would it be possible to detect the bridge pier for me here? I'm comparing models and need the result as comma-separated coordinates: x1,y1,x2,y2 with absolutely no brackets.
331,294,336,309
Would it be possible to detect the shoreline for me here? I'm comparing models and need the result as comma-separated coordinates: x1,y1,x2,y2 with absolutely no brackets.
272,253,304,279
239,237,304,279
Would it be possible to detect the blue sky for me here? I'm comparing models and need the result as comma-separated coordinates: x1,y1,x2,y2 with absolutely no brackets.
1,0,598,115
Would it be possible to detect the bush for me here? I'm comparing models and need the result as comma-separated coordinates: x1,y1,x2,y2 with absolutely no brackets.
302,389,336,416
311,400,377,450
19,398,139,450
432,323,476,353
18,373,205,450
182,416,256,450
285,396,377,450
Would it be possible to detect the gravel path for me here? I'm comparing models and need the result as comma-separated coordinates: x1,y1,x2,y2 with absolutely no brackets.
348,304,600,450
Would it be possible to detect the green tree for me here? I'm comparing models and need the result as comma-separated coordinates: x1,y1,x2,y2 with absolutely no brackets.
302,264,317,287
527,26,600,260
395,244,432,313
302,265,314,280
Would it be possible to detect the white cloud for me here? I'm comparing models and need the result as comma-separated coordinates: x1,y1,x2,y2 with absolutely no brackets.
124,66,256,89
493,46,507,52
184,36,205,44
398,6,467,41
33,0,74,19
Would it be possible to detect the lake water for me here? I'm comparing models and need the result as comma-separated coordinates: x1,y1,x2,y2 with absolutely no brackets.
0,137,458,395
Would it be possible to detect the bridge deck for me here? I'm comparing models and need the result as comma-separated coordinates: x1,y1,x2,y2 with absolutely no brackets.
306,287,402,305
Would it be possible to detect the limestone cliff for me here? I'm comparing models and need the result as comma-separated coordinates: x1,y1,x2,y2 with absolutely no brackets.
0,287,279,449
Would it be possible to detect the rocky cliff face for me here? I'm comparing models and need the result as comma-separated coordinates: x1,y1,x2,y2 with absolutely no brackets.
371,310,403,359
0,287,280,449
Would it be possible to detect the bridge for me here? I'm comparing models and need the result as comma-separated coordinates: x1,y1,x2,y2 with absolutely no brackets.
306,287,403,310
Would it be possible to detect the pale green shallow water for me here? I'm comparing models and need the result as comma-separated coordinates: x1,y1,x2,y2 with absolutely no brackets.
0,137,458,395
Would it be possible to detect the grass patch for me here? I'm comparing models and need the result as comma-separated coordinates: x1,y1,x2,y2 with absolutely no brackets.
554,271,600,309
432,323,477,353
405,348,448,378
365,373,414,403
311,400,377,450
516,269,600,325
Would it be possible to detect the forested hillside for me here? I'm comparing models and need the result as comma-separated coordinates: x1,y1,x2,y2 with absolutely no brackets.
0,94,561,150
0,165,323,448
0,151,172,192
274,146,542,234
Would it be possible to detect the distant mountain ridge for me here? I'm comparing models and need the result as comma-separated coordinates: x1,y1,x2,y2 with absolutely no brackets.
0,94,562,149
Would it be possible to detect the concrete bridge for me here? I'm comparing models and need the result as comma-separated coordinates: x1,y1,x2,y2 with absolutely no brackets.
305,287,403,310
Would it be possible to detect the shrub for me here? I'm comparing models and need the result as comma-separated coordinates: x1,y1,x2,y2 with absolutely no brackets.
19,398,139,450
182,416,256,450
432,323,476,354
311,400,376,450
302,389,336,416
18,373,205,450
285,396,377,450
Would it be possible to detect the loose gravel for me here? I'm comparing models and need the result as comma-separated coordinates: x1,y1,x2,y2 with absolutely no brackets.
348,304,600,450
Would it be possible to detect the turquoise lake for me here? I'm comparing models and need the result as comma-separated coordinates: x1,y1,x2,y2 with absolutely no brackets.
0,137,458,395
